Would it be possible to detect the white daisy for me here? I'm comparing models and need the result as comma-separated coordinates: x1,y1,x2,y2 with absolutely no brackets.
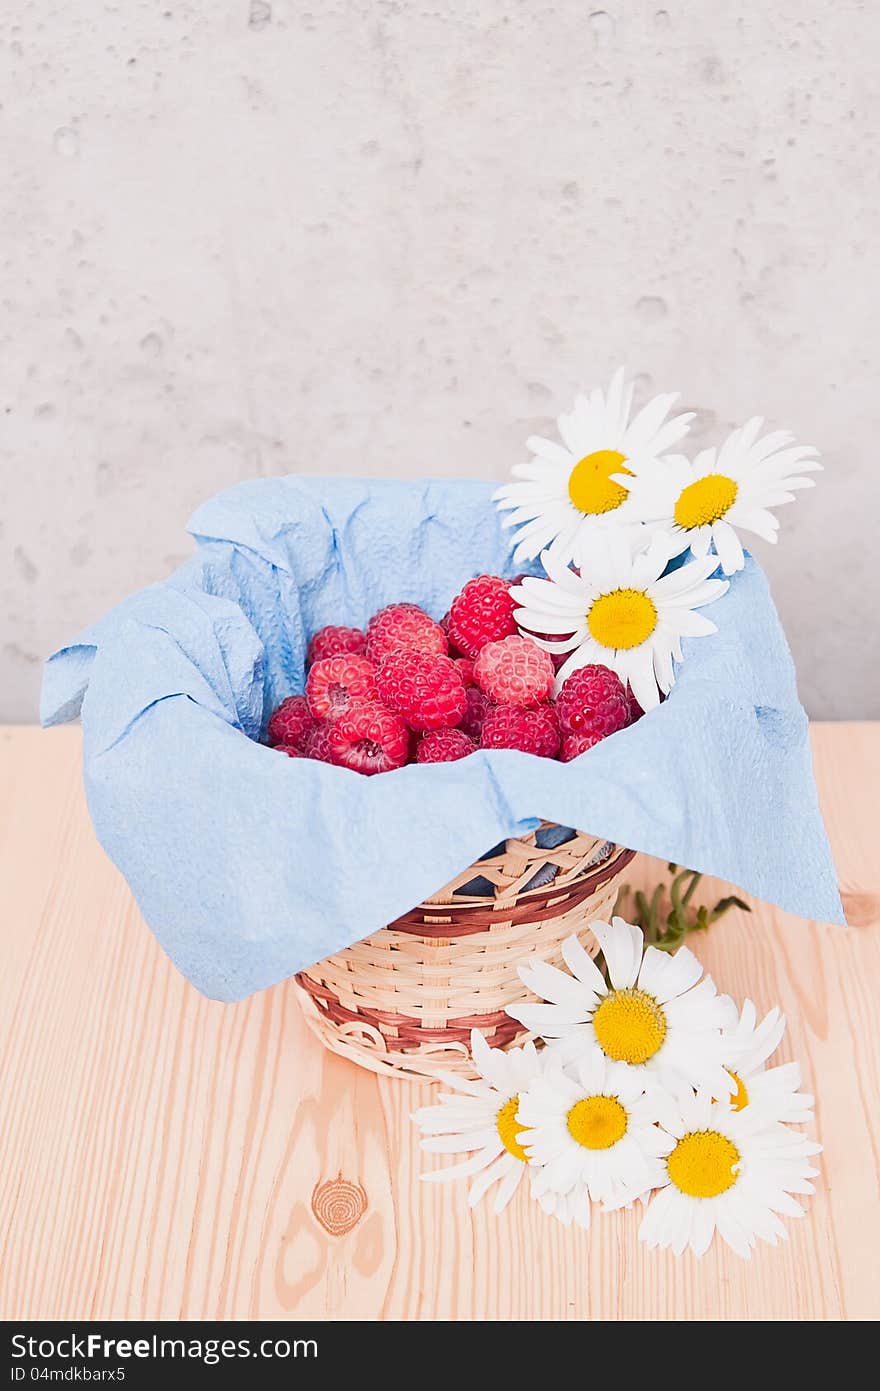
639,1090,822,1258
622,417,822,575
493,368,693,566
517,1050,671,1227
508,918,737,1098
721,999,815,1124
411,1029,549,1214
511,530,728,710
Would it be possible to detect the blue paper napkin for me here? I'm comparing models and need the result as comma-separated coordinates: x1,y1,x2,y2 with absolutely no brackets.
41,476,844,1002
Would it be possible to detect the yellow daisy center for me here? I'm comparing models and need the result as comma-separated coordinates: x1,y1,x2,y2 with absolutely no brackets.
587,588,657,651
496,1095,530,1163
674,473,738,530
566,1095,628,1150
568,449,633,516
666,1129,740,1198
592,988,667,1064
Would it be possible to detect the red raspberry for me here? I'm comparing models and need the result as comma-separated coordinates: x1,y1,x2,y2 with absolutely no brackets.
455,657,476,687
266,695,315,750
459,685,494,740
555,665,630,744
306,625,367,668
416,729,476,763
446,575,518,658
375,649,467,732
304,721,336,763
560,731,604,761
365,604,448,664
480,704,560,758
474,634,554,707
305,654,377,720
275,744,305,759
326,702,409,775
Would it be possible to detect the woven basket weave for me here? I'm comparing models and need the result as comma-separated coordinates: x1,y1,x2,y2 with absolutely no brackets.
294,824,635,1081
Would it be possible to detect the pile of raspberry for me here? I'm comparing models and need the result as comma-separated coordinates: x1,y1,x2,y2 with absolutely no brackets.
266,575,642,775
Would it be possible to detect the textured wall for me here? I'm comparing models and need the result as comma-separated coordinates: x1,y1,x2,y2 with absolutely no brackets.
2,2,878,720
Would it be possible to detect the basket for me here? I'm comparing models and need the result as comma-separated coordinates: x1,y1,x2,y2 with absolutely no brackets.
294,824,635,1081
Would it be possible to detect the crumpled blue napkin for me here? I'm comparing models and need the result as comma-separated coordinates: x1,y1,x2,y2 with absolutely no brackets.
41,476,844,1002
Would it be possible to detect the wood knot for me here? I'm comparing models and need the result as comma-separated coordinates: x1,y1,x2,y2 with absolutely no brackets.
311,1173,368,1235
841,891,880,929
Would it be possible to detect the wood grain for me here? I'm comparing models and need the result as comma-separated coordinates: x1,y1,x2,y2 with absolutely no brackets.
0,723,878,1321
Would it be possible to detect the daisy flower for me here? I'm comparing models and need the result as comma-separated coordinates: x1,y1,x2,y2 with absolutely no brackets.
639,1090,822,1258
411,1030,549,1214
622,418,822,575
721,999,815,1124
493,368,694,566
517,1050,670,1226
511,530,728,711
507,918,737,1098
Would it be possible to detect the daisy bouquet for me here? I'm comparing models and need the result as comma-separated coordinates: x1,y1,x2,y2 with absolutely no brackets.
412,916,821,1260
495,367,821,712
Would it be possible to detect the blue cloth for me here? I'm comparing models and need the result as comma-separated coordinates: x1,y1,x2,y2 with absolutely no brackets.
41,476,844,1002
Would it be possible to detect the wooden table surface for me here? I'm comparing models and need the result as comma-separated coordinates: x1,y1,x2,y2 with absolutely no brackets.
1,723,878,1322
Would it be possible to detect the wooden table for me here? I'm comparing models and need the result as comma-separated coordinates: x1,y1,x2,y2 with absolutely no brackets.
1,724,877,1322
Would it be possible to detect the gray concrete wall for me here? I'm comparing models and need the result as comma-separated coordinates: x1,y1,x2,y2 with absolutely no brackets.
2,2,878,720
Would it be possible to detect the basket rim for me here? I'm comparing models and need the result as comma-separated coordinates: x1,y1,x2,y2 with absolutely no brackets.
387,844,635,937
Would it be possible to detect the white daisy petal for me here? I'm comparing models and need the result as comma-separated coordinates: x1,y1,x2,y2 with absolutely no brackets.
517,957,597,1011
591,916,643,989
711,519,745,575
420,1128,500,1154
420,1144,502,1182
637,943,703,1003
560,932,608,993
467,1152,517,1207
506,1001,587,1036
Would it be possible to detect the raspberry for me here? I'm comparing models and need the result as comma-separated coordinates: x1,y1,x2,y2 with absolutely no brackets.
365,604,448,664
375,649,467,732
305,654,377,720
474,634,554,707
326,702,409,775
304,721,336,763
459,685,494,740
455,657,476,687
416,729,476,763
275,744,305,759
266,695,315,750
306,625,367,668
446,575,518,658
555,665,630,744
480,703,560,759
560,731,604,761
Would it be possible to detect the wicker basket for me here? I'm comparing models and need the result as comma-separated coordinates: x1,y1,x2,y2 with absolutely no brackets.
294,824,635,1081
